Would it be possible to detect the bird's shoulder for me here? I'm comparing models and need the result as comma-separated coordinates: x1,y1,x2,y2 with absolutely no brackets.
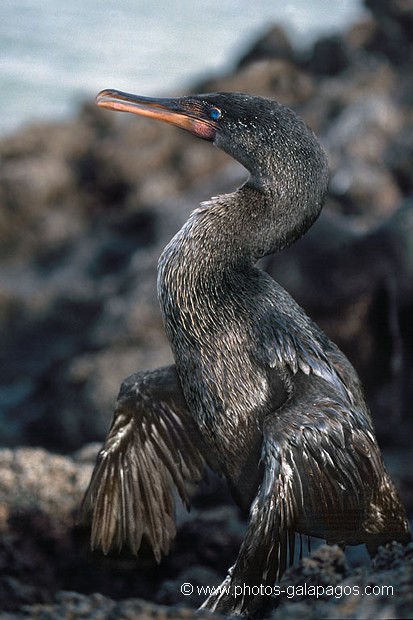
246,274,355,404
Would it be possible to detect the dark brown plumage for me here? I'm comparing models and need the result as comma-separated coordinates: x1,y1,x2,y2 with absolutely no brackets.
81,90,411,617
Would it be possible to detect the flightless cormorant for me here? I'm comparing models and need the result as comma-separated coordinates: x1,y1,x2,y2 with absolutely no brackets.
81,90,411,617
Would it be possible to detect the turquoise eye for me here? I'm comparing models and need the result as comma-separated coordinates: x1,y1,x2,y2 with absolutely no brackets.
210,107,221,120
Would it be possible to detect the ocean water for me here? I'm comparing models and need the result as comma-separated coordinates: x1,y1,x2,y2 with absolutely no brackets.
1,0,365,136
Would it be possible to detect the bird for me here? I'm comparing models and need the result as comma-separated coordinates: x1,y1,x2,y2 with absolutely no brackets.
80,90,411,617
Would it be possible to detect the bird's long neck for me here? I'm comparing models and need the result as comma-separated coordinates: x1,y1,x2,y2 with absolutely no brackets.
157,185,267,330
158,178,322,324
157,185,275,488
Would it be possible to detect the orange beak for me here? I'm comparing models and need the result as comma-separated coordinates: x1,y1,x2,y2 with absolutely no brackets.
96,89,218,141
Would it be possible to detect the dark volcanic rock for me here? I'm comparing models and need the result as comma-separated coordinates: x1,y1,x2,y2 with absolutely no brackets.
269,542,413,619
0,447,91,609
307,35,351,76
1,444,412,619
0,591,225,620
364,0,413,66
237,25,295,68
0,445,240,613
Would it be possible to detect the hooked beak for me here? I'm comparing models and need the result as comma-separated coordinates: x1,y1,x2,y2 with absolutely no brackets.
96,89,218,141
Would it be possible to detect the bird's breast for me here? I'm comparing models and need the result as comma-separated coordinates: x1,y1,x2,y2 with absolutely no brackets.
157,241,276,484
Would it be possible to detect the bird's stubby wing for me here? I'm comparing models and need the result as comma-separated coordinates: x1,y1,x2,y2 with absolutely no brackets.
80,365,209,562
201,371,388,617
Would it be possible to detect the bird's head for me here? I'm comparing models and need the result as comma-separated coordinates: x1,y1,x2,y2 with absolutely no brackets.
96,90,329,250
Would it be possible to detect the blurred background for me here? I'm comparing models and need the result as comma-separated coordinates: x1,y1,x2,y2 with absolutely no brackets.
1,0,365,136
1,0,412,452
1,0,413,616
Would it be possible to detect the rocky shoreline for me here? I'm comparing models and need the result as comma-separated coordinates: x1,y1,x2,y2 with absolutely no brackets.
1,1,413,618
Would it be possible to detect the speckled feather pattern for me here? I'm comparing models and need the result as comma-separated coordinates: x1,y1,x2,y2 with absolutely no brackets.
81,93,411,618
